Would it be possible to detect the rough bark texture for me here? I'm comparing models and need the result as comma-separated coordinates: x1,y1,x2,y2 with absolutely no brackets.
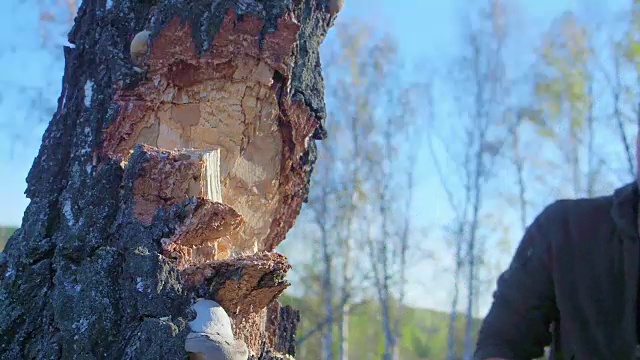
0,0,333,358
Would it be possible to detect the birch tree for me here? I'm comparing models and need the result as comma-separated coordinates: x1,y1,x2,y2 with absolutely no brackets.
443,1,511,358
355,36,423,360
0,0,338,357
533,12,594,197
307,140,338,360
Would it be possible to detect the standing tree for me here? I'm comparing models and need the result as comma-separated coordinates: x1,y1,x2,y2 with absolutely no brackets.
358,34,421,360
533,12,593,198
307,136,338,360
0,0,77,151
0,0,339,358
439,1,511,358
294,20,422,359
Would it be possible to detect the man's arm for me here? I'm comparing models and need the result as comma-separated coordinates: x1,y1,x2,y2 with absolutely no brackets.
474,203,559,360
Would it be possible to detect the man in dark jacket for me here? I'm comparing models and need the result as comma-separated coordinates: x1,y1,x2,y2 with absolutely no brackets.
474,137,640,359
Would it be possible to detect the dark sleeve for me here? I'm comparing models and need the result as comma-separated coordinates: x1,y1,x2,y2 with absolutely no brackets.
474,202,559,360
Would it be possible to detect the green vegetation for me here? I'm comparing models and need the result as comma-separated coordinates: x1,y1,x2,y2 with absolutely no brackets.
281,294,481,360
0,227,16,251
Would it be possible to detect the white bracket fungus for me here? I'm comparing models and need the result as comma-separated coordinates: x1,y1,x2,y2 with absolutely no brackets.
186,298,248,360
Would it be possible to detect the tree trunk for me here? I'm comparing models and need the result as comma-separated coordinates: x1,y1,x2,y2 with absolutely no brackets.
320,220,334,360
0,0,334,358
338,301,349,360
338,235,351,360
446,226,464,360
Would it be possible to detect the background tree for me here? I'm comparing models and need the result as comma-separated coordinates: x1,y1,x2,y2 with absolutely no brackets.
447,1,512,358
283,19,428,359
0,0,76,151
532,12,594,197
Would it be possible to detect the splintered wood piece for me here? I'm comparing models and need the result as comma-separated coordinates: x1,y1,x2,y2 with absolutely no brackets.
131,146,228,224
179,148,222,203
162,204,244,266
202,149,222,203
168,201,243,248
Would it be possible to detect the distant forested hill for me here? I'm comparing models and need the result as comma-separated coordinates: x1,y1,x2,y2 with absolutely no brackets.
0,227,16,251
281,294,481,360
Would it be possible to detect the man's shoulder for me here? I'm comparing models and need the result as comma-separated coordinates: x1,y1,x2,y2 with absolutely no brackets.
534,191,620,244
532,195,614,237
543,193,613,219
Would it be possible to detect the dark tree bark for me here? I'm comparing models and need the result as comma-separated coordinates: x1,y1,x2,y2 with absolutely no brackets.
0,0,333,358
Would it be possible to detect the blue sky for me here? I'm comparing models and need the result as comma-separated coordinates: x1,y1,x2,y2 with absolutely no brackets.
0,0,633,315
